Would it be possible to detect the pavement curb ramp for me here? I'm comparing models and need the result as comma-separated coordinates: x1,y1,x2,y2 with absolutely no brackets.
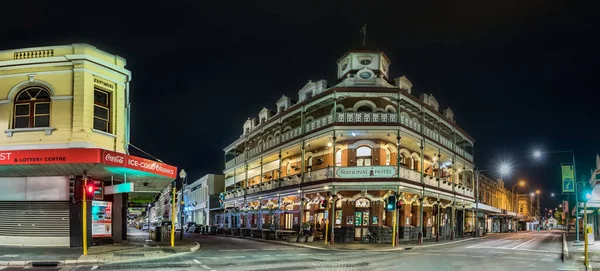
0,241,201,267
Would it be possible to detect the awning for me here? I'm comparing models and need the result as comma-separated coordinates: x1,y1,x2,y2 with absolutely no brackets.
0,148,177,200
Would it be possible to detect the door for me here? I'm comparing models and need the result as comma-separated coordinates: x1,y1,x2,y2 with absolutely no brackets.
354,210,370,240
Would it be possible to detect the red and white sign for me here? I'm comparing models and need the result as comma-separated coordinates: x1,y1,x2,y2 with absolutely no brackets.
0,148,177,179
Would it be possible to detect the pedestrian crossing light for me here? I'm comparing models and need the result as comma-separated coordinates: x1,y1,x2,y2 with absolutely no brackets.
85,184,96,199
580,183,592,203
321,200,328,208
387,195,397,211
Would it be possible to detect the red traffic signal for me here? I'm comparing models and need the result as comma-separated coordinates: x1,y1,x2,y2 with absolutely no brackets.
396,201,402,209
85,185,96,199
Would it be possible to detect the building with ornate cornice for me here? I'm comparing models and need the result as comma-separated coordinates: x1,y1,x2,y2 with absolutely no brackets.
219,49,476,243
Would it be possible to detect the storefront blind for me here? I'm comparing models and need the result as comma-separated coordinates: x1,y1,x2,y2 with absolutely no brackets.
0,201,69,237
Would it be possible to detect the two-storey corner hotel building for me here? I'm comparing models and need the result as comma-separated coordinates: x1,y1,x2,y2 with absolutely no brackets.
219,48,477,243
0,44,176,247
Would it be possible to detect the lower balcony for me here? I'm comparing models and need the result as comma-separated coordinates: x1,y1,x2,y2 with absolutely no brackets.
224,166,474,200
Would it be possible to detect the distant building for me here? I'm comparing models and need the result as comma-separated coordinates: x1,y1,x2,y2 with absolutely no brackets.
186,174,224,225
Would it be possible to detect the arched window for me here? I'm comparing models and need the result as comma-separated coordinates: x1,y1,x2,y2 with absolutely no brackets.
13,87,51,128
335,149,342,167
385,148,391,165
356,105,372,112
306,156,313,172
356,146,372,166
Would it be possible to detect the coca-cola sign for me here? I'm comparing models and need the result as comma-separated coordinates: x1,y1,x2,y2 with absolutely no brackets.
102,150,126,166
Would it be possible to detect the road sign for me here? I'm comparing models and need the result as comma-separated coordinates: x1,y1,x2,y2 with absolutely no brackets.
562,164,575,193
324,211,329,219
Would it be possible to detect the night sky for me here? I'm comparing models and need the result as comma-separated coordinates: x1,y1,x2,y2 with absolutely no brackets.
2,1,598,211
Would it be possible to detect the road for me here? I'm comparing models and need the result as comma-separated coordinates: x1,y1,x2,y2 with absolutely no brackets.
21,230,582,271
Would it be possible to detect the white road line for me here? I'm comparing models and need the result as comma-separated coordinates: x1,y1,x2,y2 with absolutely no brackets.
274,254,289,257
424,253,441,256
219,249,237,251
224,256,246,258
297,253,311,256
405,252,419,255
336,252,349,255
448,254,467,257
241,249,257,251
474,246,560,254
193,259,201,264
540,259,554,261
512,237,537,249
258,255,272,257
262,248,277,250
201,265,211,269
90,266,98,270
467,232,530,248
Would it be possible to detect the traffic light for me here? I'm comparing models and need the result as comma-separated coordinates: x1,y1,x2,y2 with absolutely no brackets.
387,195,396,211
396,200,402,209
85,184,96,199
580,183,592,203
321,200,328,208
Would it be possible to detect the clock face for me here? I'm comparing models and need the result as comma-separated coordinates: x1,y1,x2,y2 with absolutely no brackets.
359,72,372,79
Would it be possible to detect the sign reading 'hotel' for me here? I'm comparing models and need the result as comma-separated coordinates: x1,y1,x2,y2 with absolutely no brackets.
336,166,397,178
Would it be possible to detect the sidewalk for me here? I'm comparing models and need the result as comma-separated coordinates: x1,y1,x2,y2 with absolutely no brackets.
566,232,600,270
0,228,200,267
226,233,485,252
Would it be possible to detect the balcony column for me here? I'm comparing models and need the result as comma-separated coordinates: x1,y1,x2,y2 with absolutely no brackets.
332,132,337,177
436,198,441,242
462,205,466,237
233,168,237,192
437,150,441,188
332,92,337,123
244,164,249,206
451,201,455,240
419,138,424,244
299,139,306,233
396,132,401,178
330,185,336,245
278,150,282,188
260,157,263,191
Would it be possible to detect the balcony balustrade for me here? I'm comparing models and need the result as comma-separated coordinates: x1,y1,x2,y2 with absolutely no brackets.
223,166,475,200
226,112,473,169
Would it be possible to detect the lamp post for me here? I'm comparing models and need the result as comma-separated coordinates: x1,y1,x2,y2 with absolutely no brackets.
532,149,576,237
474,162,512,237
179,169,187,241
511,180,525,231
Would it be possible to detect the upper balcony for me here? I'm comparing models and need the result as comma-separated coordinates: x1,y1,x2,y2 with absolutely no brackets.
225,110,473,170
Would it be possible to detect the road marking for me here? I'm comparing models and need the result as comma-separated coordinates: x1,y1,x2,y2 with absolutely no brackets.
0,255,18,257
540,259,554,261
405,252,419,255
219,249,237,251
275,254,289,257
512,237,537,249
262,248,277,250
336,252,349,255
197,257,218,259
424,253,441,256
448,254,467,257
91,266,98,270
474,246,560,254
241,249,257,251
472,255,486,258
297,253,311,256
201,265,211,269
258,255,272,257
467,232,530,248
224,256,246,258
193,259,202,264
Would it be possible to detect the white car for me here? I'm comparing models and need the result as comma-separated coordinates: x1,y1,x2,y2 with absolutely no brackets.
141,224,149,231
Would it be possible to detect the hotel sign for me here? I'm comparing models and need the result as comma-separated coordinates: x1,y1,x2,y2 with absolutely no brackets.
93,77,115,90
336,166,396,179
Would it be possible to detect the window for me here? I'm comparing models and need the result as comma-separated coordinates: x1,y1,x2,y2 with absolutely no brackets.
356,146,372,166
13,87,51,128
385,149,391,165
306,156,313,172
356,105,372,112
305,92,313,100
335,150,342,167
360,59,371,65
93,89,111,132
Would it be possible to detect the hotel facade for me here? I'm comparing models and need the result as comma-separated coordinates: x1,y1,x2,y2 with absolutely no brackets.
220,49,478,243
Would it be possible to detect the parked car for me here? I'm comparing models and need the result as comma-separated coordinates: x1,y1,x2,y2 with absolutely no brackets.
184,222,196,232
141,223,149,231
189,224,204,233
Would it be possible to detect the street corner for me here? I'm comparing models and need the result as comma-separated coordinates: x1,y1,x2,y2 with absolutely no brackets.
190,241,201,252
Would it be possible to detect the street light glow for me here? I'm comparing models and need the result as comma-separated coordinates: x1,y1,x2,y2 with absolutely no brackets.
551,192,555,197
533,150,542,159
536,189,541,195
530,192,535,197
519,180,525,186
498,162,512,176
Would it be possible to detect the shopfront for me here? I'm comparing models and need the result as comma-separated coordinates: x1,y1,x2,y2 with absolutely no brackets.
0,148,176,247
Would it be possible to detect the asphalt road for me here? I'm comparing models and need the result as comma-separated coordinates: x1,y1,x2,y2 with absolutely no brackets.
49,230,583,271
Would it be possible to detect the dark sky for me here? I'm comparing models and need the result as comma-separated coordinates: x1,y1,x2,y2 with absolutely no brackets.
2,1,599,211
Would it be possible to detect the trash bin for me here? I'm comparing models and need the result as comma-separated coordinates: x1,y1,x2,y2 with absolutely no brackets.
155,226,163,242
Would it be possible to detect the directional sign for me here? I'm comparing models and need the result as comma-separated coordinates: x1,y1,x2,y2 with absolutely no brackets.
561,164,575,193
324,211,329,220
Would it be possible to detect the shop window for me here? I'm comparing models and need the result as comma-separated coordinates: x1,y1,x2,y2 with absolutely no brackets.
93,89,111,133
335,210,342,225
335,150,342,167
356,146,372,166
13,87,51,128
285,213,293,229
306,156,313,172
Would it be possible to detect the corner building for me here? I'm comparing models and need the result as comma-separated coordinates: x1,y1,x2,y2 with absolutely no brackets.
0,44,176,246
220,49,476,243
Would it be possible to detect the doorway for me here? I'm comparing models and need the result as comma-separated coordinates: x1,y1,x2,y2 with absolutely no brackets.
354,210,370,240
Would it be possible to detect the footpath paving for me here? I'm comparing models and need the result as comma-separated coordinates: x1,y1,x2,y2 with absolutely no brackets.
566,232,600,270
222,233,486,251
0,228,199,267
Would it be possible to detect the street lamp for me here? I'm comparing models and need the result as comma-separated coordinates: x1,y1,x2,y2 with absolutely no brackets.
475,162,513,237
551,193,555,197
179,169,187,240
512,180,525,215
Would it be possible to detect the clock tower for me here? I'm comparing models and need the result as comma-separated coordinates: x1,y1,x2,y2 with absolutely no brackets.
335,49,393,87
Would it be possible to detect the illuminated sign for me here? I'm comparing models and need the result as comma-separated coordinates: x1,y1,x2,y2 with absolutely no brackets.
336,166,396,178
